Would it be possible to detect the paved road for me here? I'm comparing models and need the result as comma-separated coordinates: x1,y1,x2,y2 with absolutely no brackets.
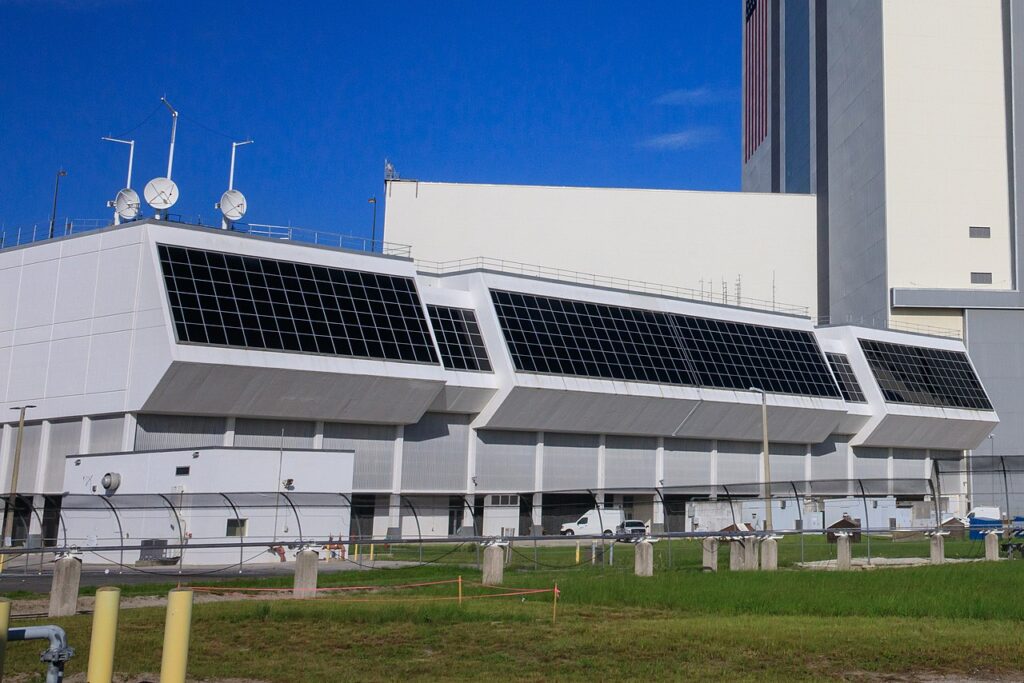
0,558,415,594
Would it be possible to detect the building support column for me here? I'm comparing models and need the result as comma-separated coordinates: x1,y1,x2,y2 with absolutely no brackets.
532,432,544,535
653,437,665,533
223,417,235,447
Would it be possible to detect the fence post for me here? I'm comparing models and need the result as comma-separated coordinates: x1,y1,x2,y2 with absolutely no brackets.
702,538,719,572
48,555,82,617
482,545,504,586
929,532,945,565
294,548,319,598
759,537,778,571
836,533,852,571
985,530,1000,561
0,597,10,680
634,540,653,577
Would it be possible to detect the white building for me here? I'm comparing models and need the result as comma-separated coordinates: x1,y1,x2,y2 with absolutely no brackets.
0,218,997,557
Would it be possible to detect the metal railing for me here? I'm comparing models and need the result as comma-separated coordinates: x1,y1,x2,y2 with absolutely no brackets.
416,257,811,317
238,223,411,257
815,315,963,340
0,218,112,250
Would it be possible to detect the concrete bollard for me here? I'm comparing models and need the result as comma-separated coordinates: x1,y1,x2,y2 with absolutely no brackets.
0,597,10,681
729,540,745,570
743,538,759,570
930,534,945,565
160,589,193,683
702,538,719,572
836,534,852,571
482,545,504,585
985,531,1000,561
760,537,778,571
634,541,653,577
48,555,82,618
293,549,319,599
87,587,121,683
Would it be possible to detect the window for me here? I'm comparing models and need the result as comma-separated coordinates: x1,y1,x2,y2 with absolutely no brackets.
157,244,439,364
969,226,991,239
427,305,492,372
226,518,248,537
859,338,992,410
490,289,841,398
175,466,190,476
971,272,993,285
826,353,867,403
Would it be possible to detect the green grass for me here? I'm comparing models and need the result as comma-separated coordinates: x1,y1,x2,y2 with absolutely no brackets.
3,560,1024,680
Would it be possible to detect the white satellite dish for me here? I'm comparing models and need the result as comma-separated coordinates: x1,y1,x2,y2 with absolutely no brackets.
112,188,141,221
218,188,247,222
144,177,179,210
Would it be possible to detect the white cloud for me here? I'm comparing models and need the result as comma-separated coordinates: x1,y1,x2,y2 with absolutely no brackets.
653,86,736,107
638,127,719,150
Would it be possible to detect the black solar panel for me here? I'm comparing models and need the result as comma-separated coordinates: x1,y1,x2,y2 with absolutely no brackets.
859,339,992,410
490,290,841,398
427,305,492,372
158,244,438,364
826,352,867,403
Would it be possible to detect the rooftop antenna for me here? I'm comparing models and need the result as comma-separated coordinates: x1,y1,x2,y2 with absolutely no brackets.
217,139,253,229
143,97,180,219
102,136,139,225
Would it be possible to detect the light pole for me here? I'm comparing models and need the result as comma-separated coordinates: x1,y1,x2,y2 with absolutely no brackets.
750,387,772,530
3,405,36,548
48,169,67,239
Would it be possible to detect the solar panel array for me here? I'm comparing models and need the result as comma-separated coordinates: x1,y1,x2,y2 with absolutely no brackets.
490,290,841,398
158,244,438,364
825,352,867,403
427,305,492,372
859,339,992,410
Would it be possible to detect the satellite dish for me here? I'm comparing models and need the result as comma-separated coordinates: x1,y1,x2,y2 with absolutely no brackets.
113,188,141,221
218,188,247,221
144,177,179,210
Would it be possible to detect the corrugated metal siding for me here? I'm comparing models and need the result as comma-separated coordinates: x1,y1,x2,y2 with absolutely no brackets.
543,432,599,491
88,415,124,454
401,413,470,491
892,448,928,480
810,439,850,480
717,441,761,484
663,438,713,487
135,414,226,451
14,423,42,483
604,435,656,488
852,447,889,480
323,422,395,491
234,418,316,449
770,443,807,482
47,419,82,458
475,430,536,492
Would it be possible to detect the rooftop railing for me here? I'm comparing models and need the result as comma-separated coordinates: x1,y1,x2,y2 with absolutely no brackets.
815,315,963,340
416,256,812,317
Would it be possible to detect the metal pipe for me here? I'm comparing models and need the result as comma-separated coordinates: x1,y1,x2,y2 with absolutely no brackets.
3,405,35,566
161,98,178,179
7,625,74,683
48,170,66,239
0,598,10,680
87,587,120,683
160,589,193,683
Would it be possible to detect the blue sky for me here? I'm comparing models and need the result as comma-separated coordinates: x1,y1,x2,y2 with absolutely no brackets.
0,1,742,241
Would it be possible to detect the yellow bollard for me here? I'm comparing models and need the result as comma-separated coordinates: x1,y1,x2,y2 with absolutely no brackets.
352,543,359,561
575,541,580,564
87,587,121,683
160,588,193,683
0,597,11,680
369,543,374,563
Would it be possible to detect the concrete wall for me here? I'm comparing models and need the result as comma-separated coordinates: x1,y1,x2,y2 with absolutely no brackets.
384,180,819,317
883,0,1013,291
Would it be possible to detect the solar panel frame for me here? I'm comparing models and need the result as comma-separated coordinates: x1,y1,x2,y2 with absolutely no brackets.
426,305,493,372
158,244,439,365
858,338,992,410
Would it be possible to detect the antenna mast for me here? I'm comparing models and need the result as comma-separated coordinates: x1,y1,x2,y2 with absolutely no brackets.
161,97,178,179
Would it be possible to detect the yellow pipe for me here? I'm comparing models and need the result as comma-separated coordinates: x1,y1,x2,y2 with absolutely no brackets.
159,588,193,683
352,543,359,561
369,543,374,562
575,542,580,564
87,586,121,683
0,597,11,680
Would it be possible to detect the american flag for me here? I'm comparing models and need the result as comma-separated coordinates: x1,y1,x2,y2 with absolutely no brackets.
744,0,769,162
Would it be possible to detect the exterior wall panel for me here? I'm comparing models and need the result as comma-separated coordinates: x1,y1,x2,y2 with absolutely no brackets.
322,422,396,491
604,435,656,489
663,438,713,487
475,429,536,492
135,414,226,451
543,432,599,491
401,413,470,491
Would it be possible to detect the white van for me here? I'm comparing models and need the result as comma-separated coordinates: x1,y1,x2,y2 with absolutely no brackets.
560,509,624,536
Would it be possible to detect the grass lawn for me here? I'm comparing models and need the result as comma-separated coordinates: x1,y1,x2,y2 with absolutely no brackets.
3,560,1023,681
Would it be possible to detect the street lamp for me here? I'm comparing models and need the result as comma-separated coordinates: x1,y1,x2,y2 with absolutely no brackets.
3,405,36,548
749,387,772,531
48,169,67,239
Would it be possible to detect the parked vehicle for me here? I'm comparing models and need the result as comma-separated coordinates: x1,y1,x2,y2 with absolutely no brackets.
560,509,624,536
615,519,649,542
